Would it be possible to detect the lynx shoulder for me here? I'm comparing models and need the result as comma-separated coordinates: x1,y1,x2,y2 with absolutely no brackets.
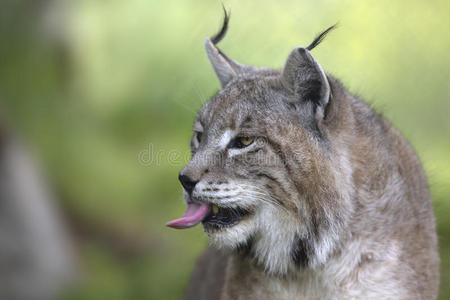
167,12,439,300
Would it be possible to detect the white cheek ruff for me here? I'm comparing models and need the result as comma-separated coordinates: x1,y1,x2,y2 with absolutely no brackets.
203,182,302,275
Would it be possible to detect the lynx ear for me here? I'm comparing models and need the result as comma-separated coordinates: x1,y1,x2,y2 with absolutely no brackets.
205,38,244,88
280,47,330,110
204,8,247,88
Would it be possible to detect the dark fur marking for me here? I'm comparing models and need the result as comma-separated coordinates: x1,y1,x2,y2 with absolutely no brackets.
229,114,237,131
291,236,310,267
264,139,302,192
255,172,277,182
245,148,263,155
310,207,321,239
235,235,254,258
265,139,289,169
306,24,337,51
250,171,287,208
211,5,230,45
263,183,287,208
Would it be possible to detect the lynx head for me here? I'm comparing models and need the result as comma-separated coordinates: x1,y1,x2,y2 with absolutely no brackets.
167,13,355,275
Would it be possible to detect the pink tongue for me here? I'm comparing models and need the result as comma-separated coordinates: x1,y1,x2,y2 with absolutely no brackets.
166,203,210,229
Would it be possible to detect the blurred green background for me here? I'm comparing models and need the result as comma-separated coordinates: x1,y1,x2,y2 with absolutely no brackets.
1,0,449,299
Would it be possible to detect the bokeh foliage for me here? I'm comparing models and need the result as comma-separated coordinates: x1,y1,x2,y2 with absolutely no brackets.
1,0,449,299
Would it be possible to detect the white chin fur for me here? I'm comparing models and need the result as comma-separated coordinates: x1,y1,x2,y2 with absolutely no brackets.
205,217,255,250
205,204,302,275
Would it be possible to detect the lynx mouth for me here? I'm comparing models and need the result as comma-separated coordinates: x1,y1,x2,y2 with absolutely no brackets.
166,202,251,230
202,204,251,230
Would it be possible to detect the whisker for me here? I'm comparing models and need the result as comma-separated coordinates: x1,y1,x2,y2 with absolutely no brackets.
237,185,290,214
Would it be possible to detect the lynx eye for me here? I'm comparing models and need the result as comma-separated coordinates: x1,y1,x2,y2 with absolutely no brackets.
229,136,255,149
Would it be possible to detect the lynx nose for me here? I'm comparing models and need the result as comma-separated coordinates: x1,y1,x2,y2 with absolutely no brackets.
178,173,198,195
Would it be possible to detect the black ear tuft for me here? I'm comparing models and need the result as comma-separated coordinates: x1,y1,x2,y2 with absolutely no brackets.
205,6,246,88
306,24,337,51
211,5,230,45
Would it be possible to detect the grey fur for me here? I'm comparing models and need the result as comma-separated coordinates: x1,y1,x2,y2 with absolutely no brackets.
178,20,439,300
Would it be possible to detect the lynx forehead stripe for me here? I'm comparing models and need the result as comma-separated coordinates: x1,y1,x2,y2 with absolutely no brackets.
218,129,233,150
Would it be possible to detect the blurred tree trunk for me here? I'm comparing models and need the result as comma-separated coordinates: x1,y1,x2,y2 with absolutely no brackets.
0,117,75,299
0,1,76,299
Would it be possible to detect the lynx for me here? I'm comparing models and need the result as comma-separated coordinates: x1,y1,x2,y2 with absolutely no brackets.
167,12,439,299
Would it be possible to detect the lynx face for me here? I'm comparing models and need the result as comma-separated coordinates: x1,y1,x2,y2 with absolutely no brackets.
186,79,316,271
167,20,354,274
